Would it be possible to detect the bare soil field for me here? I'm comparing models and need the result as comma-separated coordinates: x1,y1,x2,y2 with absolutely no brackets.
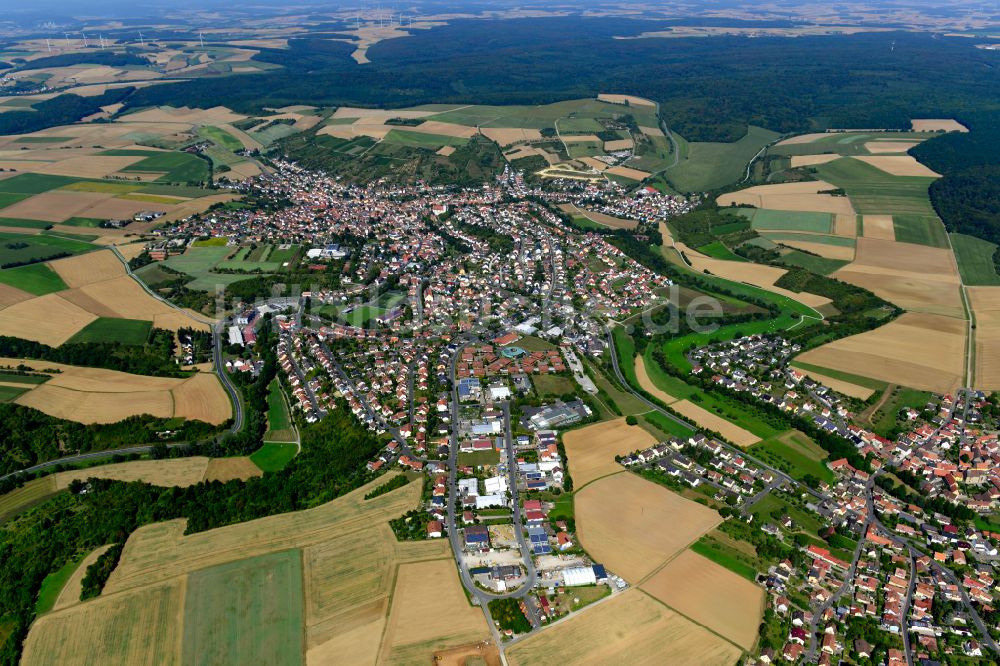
833,238,963,317
966,287,1000,389
854,155,941,177
32,155,146,178
507,588,741,666
376,559,490,664
433,641,501,666
670,399,761,447
863,215,896,240
603,138,634,151
641,549,764,649
54,459,212,490
775,132,833,146
679,242,831,310
52,544,114,612
865,141,920,154
606,165,652,181
597,94,656,107
171,372,231,425
0,191,109,223
635,354,678,405
0,284,32,307
577,157,609,171
638,125,664,137
791,366,875,400
22,579,184,666
575,471,720,583
121,106,246,126
203,457,262,482
911,119,969,132
49,249,124,288
717,181,856,216
480,127,542,146
789,154,840,167
795,312,966,393
562,419,657,488
0,294,97,346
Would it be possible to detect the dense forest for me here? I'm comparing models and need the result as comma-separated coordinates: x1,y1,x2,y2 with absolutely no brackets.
0,329,185,378
0,87,133,135
0,401,383,664
911,111,1000,268
127,21,1000,141
11,51,147,70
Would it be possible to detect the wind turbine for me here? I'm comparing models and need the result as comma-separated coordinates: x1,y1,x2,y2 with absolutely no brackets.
199,31,205,48
99,34,105,49
64,32,70,47
82,32,89,48
45,38,52,52
138,31,144,47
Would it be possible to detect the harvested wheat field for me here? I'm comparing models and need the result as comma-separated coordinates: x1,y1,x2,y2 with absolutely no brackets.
22,579,184,666
795,312,966,393
865,141,920,154
718,181,856,216
480,127,542,146
171,372,231,425
911,118,968,133
604,138,634,151
636,354,677,405
0,294,96,346
833,238,962,317
0,191,109,223
561,134,601,144
507,588,741,666
59,276,208,331
578,157,610,171
671,399,761,447
833,214,857,236
49,249,124,287
791,366,875,400
562,418,657,488
32,155,146,178
606,165,651,181
597,94,655,107
855,155,941,177
121,105,246,126
775,132,831,146
641,549,763,649
639,125,664,137
863,215,896,240
966,287,1000,389
679,243,830,310
376,559,490,664
436,145,456,156
790,154,840,167
575,472,720,583
778,239,855,261
0,283,32,307
203,457,263,482
54,459,212,490
17,383,175,422
52,544,115,612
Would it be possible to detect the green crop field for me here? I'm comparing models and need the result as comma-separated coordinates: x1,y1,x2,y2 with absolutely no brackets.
428,98,657,130
382,129,469,148
181,550,304,666
748,209,833,234
0,193,30,210
0,217,52,230
0,385,28,403
110,150,210,183
0,232,94,267
59,181,143,195
160,246,250,290
0,263,67,295
892,215,949,248
666,125,779,192
950,233,1000,286
813,158,937,217
777,250,849,276
250,443,298,472
198,126,244,151
67,317,152,345
0,173,82,194
0,372,49,385
697,240,745,261
60,217,105,228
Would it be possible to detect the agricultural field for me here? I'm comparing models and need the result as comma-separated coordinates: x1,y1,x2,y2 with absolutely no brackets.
718,181,856,217
4,358,231,425
157,245,252,290
574,471,720,583
264,379,297,442
950,233,1000,286
752,430,835,484
53,459,215,490
666,125,779,192
51,544,114,613
789,361,885,400
66,317,152,345
561,418,657,488
640,549,764,650
250,443,299,472
794,312,966,393
811,158,937,218
507,588,741,666
967,287,1000,389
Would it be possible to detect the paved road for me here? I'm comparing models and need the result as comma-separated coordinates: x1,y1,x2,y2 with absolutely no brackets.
213,320,244,434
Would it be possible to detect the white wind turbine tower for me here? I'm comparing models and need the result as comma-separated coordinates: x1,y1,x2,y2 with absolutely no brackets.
45,38,52,52
199,31,205,48
82,32,89,47
99,34,105,49
138,31,144,47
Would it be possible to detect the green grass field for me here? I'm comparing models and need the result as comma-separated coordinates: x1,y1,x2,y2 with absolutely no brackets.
67,317,152,345
181,550,303,666
0,385,28,402
748,209,833,234
109,150,210,183
789,361,889,391
892,215,949,248
192,237,229,247
640,410,696,439
752,430,834,485
263,379,296,443
0,217,52,230
0,262,67,295
0,372,49,384
198,126,244,152
777,250,849,276
427,98,658,130
532,374,576,397
35,557,82,614
458,449,501,467
667,125,779,192
872,388,933,437
697,240,745,261
160,246,250,290
690,538,757,581
0,233,94,268
382,129,469,149
759,232,856,248
250,442,298,472
60,217,105,228
950,233,1000,286
813,158,937,217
